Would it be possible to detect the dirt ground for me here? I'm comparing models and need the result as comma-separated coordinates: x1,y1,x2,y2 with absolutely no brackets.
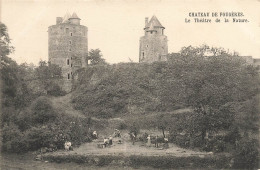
47,130,211,158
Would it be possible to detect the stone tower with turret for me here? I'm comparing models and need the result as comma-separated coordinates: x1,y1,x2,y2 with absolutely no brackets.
48,12,88,92
139,16,168,63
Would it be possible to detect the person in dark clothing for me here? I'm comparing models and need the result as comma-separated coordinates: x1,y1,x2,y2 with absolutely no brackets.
155,135,159,148
109,135,113,145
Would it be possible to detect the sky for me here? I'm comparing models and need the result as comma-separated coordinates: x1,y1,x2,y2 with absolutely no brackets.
1,0,260,65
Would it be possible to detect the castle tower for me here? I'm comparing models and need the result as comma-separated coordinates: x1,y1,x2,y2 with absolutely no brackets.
139,16,168,63
48,12,88,92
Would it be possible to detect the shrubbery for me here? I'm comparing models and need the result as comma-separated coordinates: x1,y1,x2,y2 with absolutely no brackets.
2,96,92,153
43,154,231,169
233,138,259,169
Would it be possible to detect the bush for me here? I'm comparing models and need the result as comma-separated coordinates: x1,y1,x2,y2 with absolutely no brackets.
47,84,66,96
2,103,92,153
2,123,28,153
233,138,259,169
203,136,226,153
30,96,58,124
43,154,231,169
117,122,127,130
128,123,140,137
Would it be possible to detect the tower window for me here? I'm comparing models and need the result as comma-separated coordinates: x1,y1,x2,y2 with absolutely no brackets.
70,33,73,36
68,73,70,79
146,45,148,48
69,41,72,45
69,48,71,52
71,63,73,67
67,59,70,65
142,52,144,57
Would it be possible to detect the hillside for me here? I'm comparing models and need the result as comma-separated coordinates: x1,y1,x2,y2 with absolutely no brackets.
50,93,85,118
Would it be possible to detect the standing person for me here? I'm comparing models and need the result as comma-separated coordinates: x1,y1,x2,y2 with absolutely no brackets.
104,137,109,148
117,129,121,137
147,135,151,147
155,135,159,148
114,129,118,137
131,132,136,145
109,135,113,145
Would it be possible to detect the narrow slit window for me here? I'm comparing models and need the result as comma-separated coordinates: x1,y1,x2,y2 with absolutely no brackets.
70,33,73,36
142,52,144,57
67,59,69,65
69,41,72,45
68,73,70,79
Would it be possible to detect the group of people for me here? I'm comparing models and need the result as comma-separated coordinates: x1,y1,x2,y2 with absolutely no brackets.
103,135,113,147
114,129,121,137
146,135,169,148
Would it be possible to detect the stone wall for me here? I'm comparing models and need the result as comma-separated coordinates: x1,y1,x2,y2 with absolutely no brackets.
48,22,88,92
139,33,168,63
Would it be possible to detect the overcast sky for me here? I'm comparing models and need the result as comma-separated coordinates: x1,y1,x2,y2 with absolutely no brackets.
1,0,260,65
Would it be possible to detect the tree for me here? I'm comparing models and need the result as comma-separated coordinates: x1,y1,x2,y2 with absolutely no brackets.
88,49,107,65
155,114,171,138
173,45,259,143
35,61,64,95
0,22,14,59
0,22,18,107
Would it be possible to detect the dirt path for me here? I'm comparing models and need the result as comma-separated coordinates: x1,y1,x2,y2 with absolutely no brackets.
49,131,211,158
50,93,85,118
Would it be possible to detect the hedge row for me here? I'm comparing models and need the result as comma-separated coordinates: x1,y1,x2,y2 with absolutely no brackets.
42,154,231,169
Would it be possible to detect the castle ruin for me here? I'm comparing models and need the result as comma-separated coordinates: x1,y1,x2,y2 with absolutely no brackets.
48,12,88,92
139,16,168,63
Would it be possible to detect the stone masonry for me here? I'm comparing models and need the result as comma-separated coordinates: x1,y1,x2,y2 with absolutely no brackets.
139,16,168,63
48,12,88,92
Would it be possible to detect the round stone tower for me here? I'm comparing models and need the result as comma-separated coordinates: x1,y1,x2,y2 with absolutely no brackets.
48,12,88,92
139,16,168,63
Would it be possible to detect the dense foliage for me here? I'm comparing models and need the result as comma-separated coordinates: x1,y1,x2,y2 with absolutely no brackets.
43,154,231,169
87,48,107,65
1,22,89,153
2,96,91,153
72,45,259,168
1,22,259,168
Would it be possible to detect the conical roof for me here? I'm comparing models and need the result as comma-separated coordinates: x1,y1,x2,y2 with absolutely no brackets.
145,15,164,30
70,12,80,19
62,12,71,23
